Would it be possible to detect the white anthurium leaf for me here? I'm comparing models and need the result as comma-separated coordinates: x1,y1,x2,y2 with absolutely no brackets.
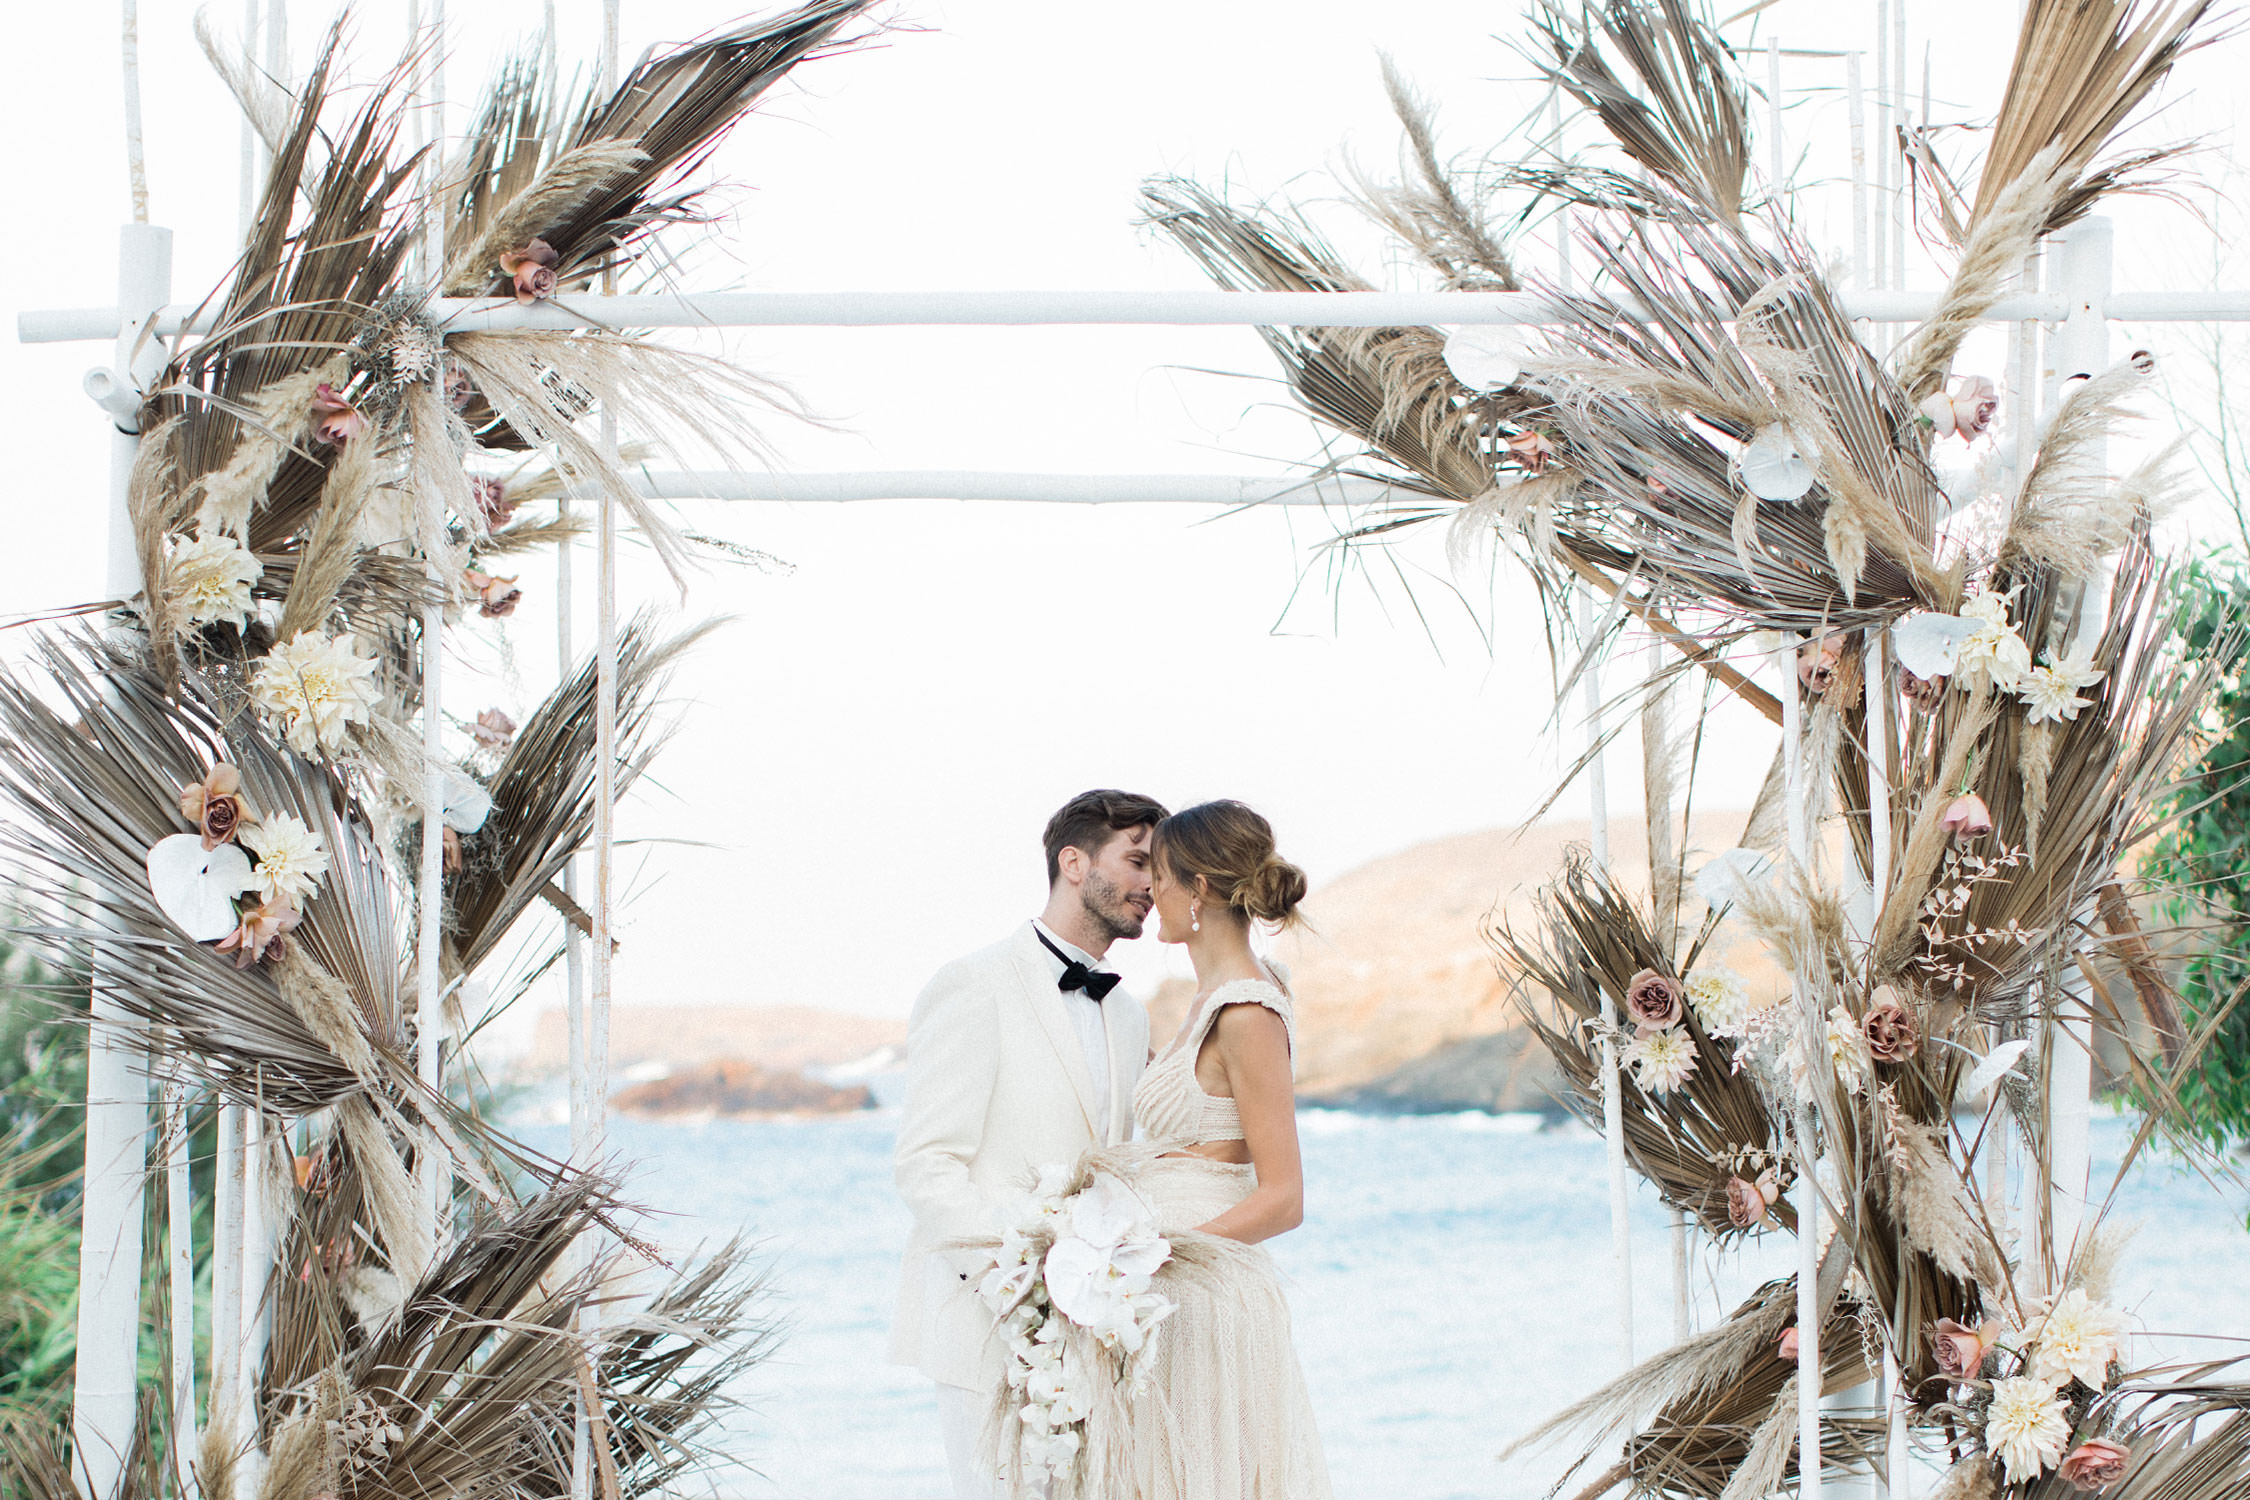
1894,611,1979,677
1740,423,1817,501
1964,1039,2033,1100
1441,324,1525,390
1693,847,1773,910
145,834,256,941
440,768,493,832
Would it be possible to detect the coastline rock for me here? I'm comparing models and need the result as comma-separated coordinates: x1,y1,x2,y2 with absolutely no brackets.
527,1003,903,1077
612,1059,873,1119
1305,1030,1567,1115
1148,815,1752,1112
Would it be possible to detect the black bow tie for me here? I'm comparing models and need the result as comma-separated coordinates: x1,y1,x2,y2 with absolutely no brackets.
1034,928,1121,1002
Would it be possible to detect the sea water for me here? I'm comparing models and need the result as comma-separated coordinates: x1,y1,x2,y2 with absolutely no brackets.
514,1107,2249,1500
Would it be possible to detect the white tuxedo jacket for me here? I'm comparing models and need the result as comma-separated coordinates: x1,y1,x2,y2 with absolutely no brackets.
891,921,1149,1389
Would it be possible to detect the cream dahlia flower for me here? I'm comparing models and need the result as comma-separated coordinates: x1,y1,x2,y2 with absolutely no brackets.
1625,1025,1699,1094
241,813,331,904
2030,1288,2128,1389
251,630,380,757
1986,1375,2072,1483
1685,968,1750,1036
168,533,263,630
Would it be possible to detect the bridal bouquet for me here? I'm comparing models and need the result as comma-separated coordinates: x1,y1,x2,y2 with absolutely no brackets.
975,1163,1177,1477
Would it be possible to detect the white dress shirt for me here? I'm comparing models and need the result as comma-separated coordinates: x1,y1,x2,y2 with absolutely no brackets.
1031,919,1114,1136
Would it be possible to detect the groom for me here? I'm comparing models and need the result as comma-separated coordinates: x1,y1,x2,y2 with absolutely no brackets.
891,788,1168,1499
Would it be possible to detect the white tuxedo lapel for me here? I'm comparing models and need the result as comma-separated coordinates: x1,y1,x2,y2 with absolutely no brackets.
1101,995,1141,1145
1009,924,1100,1138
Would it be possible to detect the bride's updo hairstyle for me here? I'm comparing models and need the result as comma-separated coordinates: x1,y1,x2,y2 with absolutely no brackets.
1153,800,1309,929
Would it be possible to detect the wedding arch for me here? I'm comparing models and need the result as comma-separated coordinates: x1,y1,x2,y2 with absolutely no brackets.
12,3,2250,1500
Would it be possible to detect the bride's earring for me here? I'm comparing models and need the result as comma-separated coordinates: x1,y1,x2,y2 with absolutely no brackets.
1189,900,1201,933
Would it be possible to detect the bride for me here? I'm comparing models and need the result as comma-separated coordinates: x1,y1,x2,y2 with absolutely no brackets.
1126,799,1332,1500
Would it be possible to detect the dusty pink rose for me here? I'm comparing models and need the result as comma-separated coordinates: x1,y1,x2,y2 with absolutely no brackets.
310,383,368,447
1797,634,1844,694
1507,429,1555,474
471,707,517,752
499,238,560,303
442,824,464,875
1625,968,1684,1032
1942,793,1994,841
469,477,517,530
1919,376,2000,442
2059,1439,2131,1492
1899,667,1948,711
1930,1317,1996,1380
1726,1170,1780,1229
179,762,247,851
1861,987,1919,1063
442,358,475,411
1777,1327,1800,1362
464,569,523,619
215,895,300,969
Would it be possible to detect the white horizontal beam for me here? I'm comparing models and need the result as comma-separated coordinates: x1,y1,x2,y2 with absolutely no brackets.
18,287,2101,344
616,470,1409,505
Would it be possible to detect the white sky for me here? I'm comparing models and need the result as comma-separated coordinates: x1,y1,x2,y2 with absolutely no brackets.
3,1,2240,1034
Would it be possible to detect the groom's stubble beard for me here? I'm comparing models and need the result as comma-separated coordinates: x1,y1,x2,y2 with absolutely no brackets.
1079,868,1147,943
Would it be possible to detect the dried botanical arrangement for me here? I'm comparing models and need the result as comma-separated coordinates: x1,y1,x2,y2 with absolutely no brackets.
0,4,875,1495
1149,1,2250,1497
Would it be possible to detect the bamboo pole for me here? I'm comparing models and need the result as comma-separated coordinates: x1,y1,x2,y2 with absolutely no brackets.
211,1101,245,1464
239,1108,275,1496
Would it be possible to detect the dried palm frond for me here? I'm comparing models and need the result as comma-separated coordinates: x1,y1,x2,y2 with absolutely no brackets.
2015,1373,2250,1500
441,46,559,277
1976,0,2223,235
444,615,717,975
1526,0,1753,221
1999,359,2176,579
446,329,800,586
448,0,881,300
1490,855,1790,1237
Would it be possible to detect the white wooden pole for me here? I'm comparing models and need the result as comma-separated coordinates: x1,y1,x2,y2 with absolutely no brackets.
238,0,258,237
265,0,286,91
1781,634,1823,1500
163,1081,198,1494
1891,0,1908,294
1766,38,1784,190
1847,53,1869,291
1872,0,1890,294
210,1102,244,1462
236,1110,274,1495
122,1,150,225
1670,1211,1692,1342
1868,626,1905,1500
1574,594,1631,1368
73,219,169,1500
2041,218,2111,1281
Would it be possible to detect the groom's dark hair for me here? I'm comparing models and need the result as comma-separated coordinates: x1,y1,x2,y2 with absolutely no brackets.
1043,789,1169,884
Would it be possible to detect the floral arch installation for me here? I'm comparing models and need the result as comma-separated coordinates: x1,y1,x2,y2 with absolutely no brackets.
9,4,2250,1500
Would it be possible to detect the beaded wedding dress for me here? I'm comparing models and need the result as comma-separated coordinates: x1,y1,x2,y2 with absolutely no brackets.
1125,977,1333,1500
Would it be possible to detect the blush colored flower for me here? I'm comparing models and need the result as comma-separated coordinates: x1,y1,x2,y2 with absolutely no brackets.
464,569,523,618
1986,1375,2072,1484
2059,1438,2131,1492
1625,968,1684,1031
468,477,517,530
1942,793,1994,842
442,358,474,411
1726,1169,1781,1229
1931,1317,1998,1380
1862,987,1919,1062
1777,1326,1800,1362
1899,667,1949,711
1506,429,1556,474
499,238,560,302
310,383,368,447
442,824,463,875
1920,375,2000,442
471,707,517,752
179,762,248,851
214,894,300,969
1797,634,1844,694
